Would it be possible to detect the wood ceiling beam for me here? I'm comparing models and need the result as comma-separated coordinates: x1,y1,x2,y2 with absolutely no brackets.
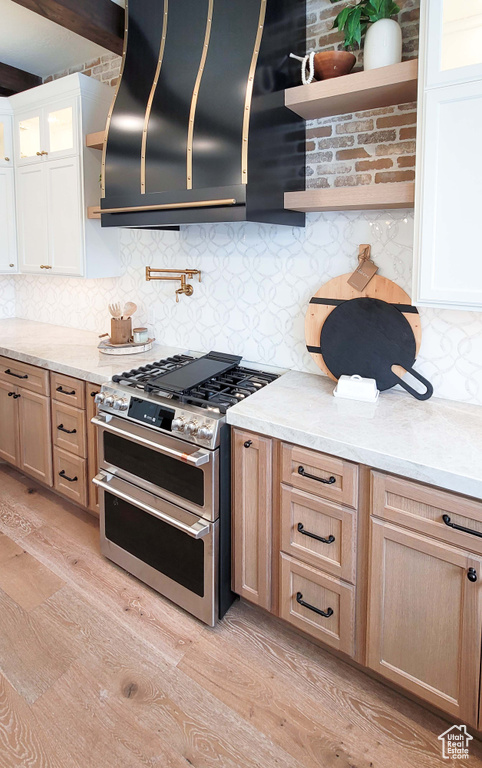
11,0,125,56
0,61,42,95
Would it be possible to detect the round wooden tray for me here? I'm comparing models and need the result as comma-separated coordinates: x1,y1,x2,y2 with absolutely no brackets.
305,274,421,381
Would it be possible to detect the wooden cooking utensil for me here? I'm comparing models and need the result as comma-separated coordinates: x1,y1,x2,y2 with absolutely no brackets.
122,301,137,319
108,302,122,318
305,274,422,382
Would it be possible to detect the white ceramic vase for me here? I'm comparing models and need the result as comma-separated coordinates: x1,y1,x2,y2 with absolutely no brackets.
363,18,402,71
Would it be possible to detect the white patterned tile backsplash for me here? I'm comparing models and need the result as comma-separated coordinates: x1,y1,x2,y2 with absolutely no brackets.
2,209,482,406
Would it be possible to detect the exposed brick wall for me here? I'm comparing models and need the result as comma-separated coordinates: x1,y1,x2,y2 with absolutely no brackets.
43,52,121,87
304,0,420,190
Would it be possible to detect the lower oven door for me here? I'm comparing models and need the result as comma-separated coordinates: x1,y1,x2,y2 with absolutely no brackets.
94,471,218,626
93,413,218,519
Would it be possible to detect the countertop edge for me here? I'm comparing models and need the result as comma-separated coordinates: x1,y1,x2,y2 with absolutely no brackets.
0,346,110,385
226,411,482,501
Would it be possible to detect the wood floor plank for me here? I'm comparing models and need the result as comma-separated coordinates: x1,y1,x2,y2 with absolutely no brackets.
0,588,79,704
19,522,204,666
0,532,23,565
1,463,481,768
33,625,306,768
0,672,71,768
0,551,64,611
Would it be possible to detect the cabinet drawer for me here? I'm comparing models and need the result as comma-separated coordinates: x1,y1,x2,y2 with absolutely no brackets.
372,472,482,555
51,372,85,408
51,400,86,458
53,447,87,507
281,442,358,508
0,356,49,396
280,484,356,583
279,553,355,656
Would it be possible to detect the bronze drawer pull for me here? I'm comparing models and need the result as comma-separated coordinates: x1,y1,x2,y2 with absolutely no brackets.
56,386,76,396
297,522,335,544
467,568,478,582
7,391,14,396
244,440,252,448
296,592,333,618
298,466,336,485
59,469,78,483
442,514,482,539
57,424,77,434
5,368,28,379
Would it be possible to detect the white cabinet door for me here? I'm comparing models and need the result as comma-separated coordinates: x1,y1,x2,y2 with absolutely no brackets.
414,80,482,310
425,0,482,88
16,165,49,273
0,167,17,272
15,109,45,166
46,158,83,276
0,112,13,168
44,98,78,161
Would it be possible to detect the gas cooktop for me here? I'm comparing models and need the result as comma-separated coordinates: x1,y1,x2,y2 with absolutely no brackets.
95,350,279,449
110,351,278,414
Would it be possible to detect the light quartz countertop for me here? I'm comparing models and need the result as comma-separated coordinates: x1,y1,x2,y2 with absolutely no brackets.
1,318,481,499
0,318,186,385
227,370,482,500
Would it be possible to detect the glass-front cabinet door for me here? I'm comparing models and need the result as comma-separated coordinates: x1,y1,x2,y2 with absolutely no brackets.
426,0,482,87
16,110,43,164
45,99,77,159
15,99,77,165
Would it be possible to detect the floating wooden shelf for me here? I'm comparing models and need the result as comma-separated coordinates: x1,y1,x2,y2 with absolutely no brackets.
285,182,415,212
285,59,418,120
86,131,105,151
87,205,101,219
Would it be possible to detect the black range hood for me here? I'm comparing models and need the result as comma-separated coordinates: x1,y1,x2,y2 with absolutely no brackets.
100,0,306,228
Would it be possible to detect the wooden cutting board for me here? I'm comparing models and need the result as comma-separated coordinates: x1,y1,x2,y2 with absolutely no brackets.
305,274,422,381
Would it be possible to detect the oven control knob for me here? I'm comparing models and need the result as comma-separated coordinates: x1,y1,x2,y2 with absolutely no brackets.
104,395,115,407
184,421,198,436
94,392,105,405
112,397,128,411
198,425,214,440
172,417,186,432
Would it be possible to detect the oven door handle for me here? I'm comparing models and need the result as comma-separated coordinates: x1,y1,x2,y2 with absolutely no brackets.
91,415,211,467
93,474,211,539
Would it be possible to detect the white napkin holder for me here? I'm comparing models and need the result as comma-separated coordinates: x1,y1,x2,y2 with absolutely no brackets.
333,374,379,403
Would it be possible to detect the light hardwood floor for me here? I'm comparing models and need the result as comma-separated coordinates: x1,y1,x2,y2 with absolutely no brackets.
0,462,481,768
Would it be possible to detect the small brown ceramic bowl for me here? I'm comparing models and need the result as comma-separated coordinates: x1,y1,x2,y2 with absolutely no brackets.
313,51,356,80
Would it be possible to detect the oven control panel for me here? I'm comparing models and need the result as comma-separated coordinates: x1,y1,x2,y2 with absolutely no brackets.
95,387,220,447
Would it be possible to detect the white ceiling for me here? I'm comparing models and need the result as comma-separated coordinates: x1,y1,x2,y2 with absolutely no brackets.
0,0,120,78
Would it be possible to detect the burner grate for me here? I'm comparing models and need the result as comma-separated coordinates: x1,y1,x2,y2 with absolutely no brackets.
110,355,278,413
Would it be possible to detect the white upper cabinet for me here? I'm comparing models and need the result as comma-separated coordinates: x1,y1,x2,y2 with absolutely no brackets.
426,0,482,88
0,103,13,168
0,99,17,273
10,74,120,278
15,97,77,165
413,0,482,311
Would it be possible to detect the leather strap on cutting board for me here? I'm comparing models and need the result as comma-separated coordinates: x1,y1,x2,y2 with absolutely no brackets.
305,274,422,381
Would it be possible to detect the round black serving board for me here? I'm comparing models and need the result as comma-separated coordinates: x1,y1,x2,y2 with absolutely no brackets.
320,297,433,400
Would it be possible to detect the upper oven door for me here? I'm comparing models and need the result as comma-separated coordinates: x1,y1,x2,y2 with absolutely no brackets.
93,413,218,520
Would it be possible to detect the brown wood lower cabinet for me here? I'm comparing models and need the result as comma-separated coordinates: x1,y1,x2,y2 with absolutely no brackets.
232,429,273,610
367,518,482,726
0,356,100,513
280,552,355,656
0,370,52,486
17,388,52,485
0,379,19,466
232,426,482,727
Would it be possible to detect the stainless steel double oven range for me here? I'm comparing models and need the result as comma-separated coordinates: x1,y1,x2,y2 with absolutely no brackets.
92,351,277,626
